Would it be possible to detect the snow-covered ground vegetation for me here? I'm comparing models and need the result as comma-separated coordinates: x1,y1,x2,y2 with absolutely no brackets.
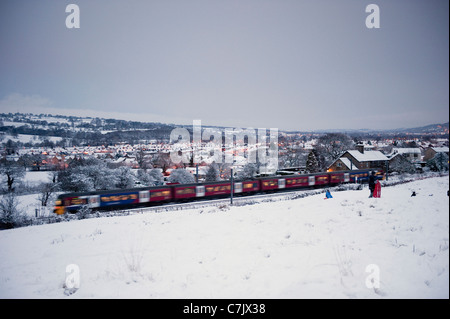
0,176,448,299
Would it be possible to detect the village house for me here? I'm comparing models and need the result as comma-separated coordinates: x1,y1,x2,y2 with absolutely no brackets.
386,147,422,162
423,146,449,161
328,144,389,172
385,148,424,172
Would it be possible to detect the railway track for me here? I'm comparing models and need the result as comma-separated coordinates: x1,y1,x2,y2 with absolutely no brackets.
118,186,330,215
28,185,333,227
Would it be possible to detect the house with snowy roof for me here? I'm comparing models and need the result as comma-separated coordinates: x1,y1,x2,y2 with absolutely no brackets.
423,146,449,161
328,144,388,172
386,148,422,163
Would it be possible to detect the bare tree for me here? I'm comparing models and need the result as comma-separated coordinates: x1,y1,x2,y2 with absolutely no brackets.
151,152,173,173
38,182,58,207
0,160,26,192
279,147,306,169
315,133,354,170
136,148,152,169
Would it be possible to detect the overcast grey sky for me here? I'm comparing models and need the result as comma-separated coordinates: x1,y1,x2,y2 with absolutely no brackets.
0,0,448,131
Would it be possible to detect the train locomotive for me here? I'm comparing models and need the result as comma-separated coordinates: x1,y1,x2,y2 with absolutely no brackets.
53,168,384,215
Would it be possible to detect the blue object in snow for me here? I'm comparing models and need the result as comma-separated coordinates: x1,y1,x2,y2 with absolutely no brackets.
325,190,333,199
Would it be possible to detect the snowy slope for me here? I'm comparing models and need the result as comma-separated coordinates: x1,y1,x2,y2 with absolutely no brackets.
0,176,448,299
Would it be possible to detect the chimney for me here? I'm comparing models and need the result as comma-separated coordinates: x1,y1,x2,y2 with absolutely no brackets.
356,143,364,154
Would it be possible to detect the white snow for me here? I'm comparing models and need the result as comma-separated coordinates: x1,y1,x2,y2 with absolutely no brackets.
0,176,448,299
0,133,63,144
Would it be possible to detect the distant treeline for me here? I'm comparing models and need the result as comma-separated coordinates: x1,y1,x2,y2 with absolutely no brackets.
0,112,179,146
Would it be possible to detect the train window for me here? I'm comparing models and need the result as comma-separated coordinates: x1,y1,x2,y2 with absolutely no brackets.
176,188,195,195
151,190,171,197
263,180,277,187
71,198,86,205
101,194,137,202
206,185,231,192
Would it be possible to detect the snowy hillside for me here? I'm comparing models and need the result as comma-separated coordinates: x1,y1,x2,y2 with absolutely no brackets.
0,176,448,299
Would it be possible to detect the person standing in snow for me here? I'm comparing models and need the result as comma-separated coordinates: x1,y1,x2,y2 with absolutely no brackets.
368,171,376,198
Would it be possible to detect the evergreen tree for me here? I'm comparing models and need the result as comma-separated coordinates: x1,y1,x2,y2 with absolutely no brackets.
426,153,449,172
205,163,219,182
306,150,319,173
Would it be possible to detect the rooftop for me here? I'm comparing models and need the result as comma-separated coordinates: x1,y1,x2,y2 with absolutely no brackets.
346,150,389,162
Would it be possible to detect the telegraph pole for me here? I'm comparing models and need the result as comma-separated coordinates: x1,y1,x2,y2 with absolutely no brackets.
385,160,389,181
195,163,199,183
230,167,234,205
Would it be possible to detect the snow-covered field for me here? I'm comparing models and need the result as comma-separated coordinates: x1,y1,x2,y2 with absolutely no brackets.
0,176,448,299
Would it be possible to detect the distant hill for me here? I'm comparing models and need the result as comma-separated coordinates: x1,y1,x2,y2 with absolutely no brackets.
392,122,449,134
294,122,449,135
1,112,448,147
0,112,179,146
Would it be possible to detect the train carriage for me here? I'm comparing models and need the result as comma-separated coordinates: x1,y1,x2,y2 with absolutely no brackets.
99,191,139,207
173,184,197,200
54,185,172,215
204,182,231,197
313,173,329,186
148,187,172,202
173,180,260,201
284,175,309,188
260,177,282,191
236,180,260,194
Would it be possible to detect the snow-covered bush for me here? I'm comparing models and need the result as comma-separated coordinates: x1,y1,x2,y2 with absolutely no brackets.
136,168,164,186
0,192,28,229
115,166,135,189
57,163,136,192
148,168,164,186
168,169,195,184
236,163,258,180
57,168,95,193
77,205,93,220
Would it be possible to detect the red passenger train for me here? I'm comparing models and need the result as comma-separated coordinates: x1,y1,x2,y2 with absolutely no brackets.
54,168,384,215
